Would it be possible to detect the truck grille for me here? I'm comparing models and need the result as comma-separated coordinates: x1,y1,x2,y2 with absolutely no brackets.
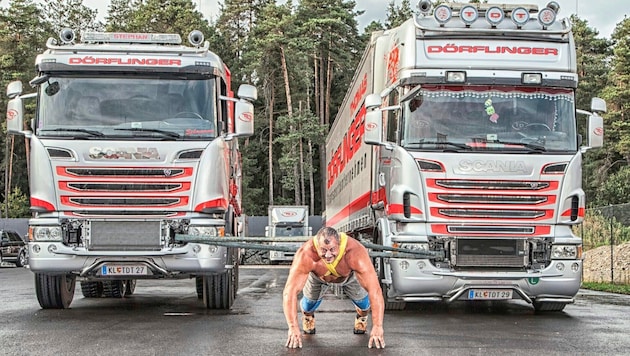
452,238,527,268
58,166,193,210
87,221,162,251
427,179,557,220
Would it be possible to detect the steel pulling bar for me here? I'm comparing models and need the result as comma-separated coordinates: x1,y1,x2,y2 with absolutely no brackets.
174,235,442,259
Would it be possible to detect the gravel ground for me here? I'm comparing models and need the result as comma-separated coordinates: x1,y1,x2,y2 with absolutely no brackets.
583,241,630,284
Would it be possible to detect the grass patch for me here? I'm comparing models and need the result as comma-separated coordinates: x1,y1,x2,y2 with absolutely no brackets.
582,282,630,295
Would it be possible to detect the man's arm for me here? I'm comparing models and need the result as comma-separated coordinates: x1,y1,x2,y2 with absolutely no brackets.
350,243,386,349
283,247,311,348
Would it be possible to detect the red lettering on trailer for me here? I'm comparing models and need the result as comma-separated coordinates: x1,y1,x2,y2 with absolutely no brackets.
69,57,182,66
327,105,366,188
427,45,558,56
386,45,400,84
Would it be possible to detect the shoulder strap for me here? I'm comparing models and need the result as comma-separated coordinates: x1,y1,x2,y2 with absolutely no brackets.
312,232,348,277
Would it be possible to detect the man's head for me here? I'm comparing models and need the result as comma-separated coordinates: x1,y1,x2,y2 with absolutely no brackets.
315,227,341,263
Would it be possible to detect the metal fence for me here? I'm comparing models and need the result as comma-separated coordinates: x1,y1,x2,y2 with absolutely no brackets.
579,203,630,284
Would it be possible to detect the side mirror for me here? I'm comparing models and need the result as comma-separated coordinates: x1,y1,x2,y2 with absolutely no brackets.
364,109,383,145
587,113,604,149
591,97,606,114
6,97,25,134
237,84,257,102
6,80,23,99
234,100,254,137
365,93,381,110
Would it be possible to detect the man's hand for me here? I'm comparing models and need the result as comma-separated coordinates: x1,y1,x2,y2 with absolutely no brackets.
285,326,303,348
368,325,385,349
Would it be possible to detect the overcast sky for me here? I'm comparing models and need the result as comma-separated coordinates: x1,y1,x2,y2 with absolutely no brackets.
81,0,626,39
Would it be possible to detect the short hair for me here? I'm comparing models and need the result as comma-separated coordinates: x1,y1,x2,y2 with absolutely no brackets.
316,227,340,244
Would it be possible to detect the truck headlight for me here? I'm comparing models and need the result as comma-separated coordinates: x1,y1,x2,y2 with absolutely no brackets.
551,245,579,259
32,226,62,241
188,226,220,237
397,242,429,252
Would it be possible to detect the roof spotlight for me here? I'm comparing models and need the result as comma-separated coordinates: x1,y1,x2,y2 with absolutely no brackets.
59,28,75,44
460,5,478,26
486,6,504,27
538,7,557,29
511,7,530,28
434,4,452,25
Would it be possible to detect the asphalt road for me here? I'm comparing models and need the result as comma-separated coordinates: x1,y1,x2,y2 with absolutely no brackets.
1,263,630,356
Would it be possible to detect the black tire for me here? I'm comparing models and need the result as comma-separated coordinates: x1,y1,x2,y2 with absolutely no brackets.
16,250,27,267
533,301,567,312
202,269,234,309
35,273,76,309
195,277,204,299
102,280,128,298
125,279,136,295
81,281,104,298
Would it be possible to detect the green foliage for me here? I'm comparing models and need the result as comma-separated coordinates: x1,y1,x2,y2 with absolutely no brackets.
596,166,630,205
0,186,30,218
578,206,630,249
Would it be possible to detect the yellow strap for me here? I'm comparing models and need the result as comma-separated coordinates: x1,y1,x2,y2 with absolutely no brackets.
312,232,348,277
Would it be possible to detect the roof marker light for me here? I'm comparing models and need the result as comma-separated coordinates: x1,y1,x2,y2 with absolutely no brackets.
460,5,478,26
446,71,466,83
486,6,504,27
522,73,542,85
511,7,530,28
434,4,452,26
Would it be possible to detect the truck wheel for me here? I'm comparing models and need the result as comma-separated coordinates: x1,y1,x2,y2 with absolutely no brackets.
80,281,104,298
202,269,234,309
533,301,566,312
195,277,203,299
103,280,128,298
125,279,136,295
35,273,76,309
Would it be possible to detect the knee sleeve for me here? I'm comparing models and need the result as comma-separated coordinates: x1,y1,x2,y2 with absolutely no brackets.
351,294,370,311
301,296,323,313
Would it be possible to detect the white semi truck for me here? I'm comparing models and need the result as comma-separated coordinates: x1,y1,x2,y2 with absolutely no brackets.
325,1,605,311
5,29,256,309
265,205,312,263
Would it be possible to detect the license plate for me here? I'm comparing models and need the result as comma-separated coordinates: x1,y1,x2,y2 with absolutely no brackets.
101,265,147,276
468,289,513,300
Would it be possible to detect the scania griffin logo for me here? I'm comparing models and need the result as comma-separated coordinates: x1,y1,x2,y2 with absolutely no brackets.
281,211,298,217
239,112,253,122
458,159,528,173
6,109,17,121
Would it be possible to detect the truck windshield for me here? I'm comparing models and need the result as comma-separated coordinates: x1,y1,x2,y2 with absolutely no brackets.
402,85,577,152
36,76,217,139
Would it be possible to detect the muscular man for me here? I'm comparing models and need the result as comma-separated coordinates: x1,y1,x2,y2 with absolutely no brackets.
283,227,385,349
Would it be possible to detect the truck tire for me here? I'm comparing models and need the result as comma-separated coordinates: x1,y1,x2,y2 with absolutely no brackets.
80,281,104,298
102,280,128,298
202,270,233,309
533,301,566,312
195,277,203,299
125,279,136,295
35,273,76,309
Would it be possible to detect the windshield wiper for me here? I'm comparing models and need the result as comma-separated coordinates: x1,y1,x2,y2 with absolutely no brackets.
490,140,547,152
40,128,104,137
405,140,472,150
114,128,181,138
